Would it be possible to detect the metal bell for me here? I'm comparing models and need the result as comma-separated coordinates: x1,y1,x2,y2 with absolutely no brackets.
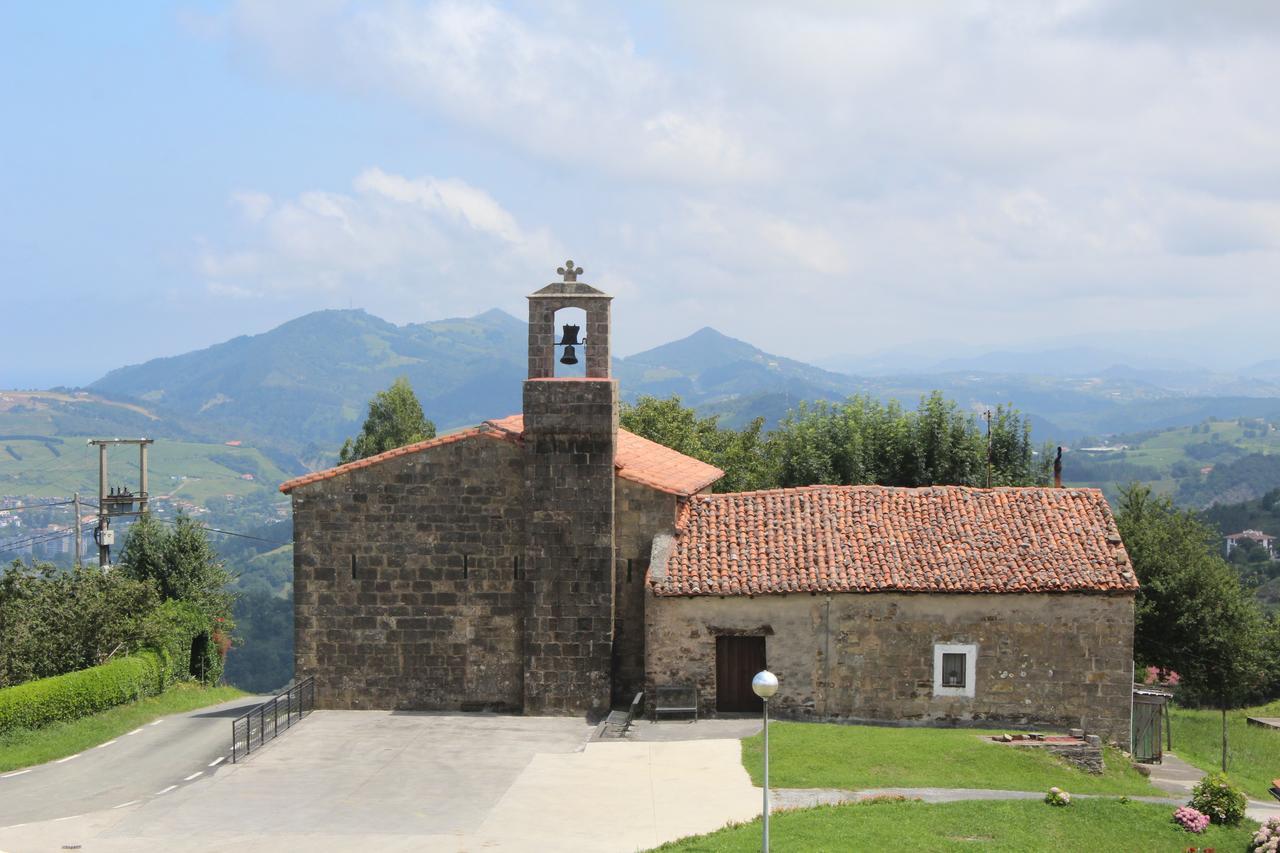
560,345,579,366
558,324,583,347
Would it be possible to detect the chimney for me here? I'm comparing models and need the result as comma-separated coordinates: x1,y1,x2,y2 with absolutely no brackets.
1053,446,1063,488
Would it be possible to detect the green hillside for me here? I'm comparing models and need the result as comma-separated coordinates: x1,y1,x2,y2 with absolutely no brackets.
1064,417,1280,506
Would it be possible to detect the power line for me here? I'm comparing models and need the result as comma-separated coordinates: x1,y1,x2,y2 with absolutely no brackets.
0,500,75,512
154,517,287,546
0,522,96,554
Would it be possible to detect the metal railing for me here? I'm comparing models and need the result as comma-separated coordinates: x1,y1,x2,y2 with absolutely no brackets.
231,676,315,763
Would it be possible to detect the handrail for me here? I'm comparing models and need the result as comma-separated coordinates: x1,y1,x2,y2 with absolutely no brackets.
231,676,315,763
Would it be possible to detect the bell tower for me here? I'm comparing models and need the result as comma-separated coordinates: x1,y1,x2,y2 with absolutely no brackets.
522,260,617,716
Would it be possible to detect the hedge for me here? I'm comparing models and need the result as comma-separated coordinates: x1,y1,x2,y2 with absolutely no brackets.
0,600,221,735
0,651,165,734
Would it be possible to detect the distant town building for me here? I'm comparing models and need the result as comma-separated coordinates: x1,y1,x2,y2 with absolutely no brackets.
1225,529,1276,560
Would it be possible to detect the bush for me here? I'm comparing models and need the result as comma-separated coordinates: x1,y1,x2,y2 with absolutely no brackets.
1044,787,1071,807
1189,772,1247,825
0,651,165,734
1173,805,1210,833
1252,816,1280,851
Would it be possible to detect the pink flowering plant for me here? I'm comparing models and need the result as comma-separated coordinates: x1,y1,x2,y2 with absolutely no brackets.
1189,772,1247,826
1173,805,1210,834
1043,786,1071,807
1252,816,1280,852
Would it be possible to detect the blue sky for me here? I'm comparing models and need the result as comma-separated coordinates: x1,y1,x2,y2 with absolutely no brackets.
4,2,1280,387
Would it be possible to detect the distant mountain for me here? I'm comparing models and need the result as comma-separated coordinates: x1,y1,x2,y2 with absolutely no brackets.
50,306,1280,469
91,309,529,458
614,327,861,421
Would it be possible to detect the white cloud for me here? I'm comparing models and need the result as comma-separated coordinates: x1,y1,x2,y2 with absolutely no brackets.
199,169,563,318
208,0,1280,364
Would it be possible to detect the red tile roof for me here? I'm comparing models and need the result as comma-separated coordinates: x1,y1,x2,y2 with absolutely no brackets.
280,414,724,497
278,428,508,493
485,414,723,496
650,485,1136,597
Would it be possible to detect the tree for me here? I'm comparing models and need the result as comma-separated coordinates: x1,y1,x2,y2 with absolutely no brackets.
117,513,235,628
0,560,159,687
767,394,1047,489
1115,484,1270,771
339,377,436,463
619,395,772,492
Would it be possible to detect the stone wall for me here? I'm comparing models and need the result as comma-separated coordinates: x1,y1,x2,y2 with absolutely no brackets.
522,378,618,716
292,434,526,711
645,592,1135,747
613,480,679,705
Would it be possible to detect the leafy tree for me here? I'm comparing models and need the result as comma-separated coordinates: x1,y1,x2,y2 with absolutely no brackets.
619,395,772,492
117,513,235,629
1115,484,1270,771
768,393,1048,489
0,561,159,687
339,377,435,463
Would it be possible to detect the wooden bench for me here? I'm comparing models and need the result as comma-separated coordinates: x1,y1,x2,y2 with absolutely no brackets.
1271,778,1280,802
603,692,644,738
654,685,698,721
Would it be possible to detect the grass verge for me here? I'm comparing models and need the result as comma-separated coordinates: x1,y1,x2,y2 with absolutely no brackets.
1170,699,1280,801
741,722,1160,795
651,798,1257,852
0,681,246,772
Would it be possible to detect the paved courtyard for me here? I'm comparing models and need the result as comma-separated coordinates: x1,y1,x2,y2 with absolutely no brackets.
0,712,760,852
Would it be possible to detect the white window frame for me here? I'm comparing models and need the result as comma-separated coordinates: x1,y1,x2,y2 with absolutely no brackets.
933,642,977,698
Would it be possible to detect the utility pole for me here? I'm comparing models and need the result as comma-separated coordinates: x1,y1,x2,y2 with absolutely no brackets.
73,492,82,566
89,438,154,569
984,409,993,489
97,442,109,567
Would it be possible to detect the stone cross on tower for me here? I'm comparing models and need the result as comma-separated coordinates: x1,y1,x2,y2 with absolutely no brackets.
556,260,584,282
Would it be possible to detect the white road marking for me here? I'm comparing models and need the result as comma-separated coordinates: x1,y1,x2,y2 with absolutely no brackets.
54,815,80,822
54,753,81,764
183,772,202,781
155,785,177,795
2,822,26,829
208,756,225,768
95,740,118,749
1,769,32,778
126,728,143,736
112,800,138,809
149,720,163,726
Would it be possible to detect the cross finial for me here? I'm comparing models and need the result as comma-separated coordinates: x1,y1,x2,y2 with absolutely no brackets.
556,260,583,282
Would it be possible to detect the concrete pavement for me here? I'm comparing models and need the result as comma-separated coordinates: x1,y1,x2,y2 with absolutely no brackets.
0,711,761,852
0,693,265,828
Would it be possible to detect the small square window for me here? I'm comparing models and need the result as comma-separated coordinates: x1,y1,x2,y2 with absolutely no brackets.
941,653,967,688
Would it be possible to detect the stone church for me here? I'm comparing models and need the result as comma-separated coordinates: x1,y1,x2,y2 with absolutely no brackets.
282,265,1138,744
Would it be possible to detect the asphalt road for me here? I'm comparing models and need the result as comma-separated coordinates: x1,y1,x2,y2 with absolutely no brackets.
0,694,265,828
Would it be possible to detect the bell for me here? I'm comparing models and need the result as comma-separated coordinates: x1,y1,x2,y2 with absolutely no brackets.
560,345,579,366
557,324,583,347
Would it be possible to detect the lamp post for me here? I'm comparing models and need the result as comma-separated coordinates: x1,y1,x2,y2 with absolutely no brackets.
752,669,779,853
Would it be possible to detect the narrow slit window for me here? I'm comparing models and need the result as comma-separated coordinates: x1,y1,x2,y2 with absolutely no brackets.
463,554,469,580
351,554,357,581
513,555,521,580
626,558,633,583
942,653,966,688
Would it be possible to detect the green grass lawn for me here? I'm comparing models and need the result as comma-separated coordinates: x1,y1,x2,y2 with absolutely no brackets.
651,798,1257,852
1171,699,1280,801
0,682,246,772
741,722,1160,795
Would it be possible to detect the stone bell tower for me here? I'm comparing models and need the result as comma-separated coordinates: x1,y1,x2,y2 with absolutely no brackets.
522,260,617,716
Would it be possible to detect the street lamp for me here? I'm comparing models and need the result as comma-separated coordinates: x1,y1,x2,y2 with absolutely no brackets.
752,670,779,853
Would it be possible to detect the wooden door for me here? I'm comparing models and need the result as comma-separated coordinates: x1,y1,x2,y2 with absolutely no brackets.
716,635,766,712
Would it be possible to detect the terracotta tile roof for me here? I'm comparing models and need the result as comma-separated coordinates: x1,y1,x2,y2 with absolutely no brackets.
280,414,724,497
279,428,512,493
486,414,723,496
650,484,1137,597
